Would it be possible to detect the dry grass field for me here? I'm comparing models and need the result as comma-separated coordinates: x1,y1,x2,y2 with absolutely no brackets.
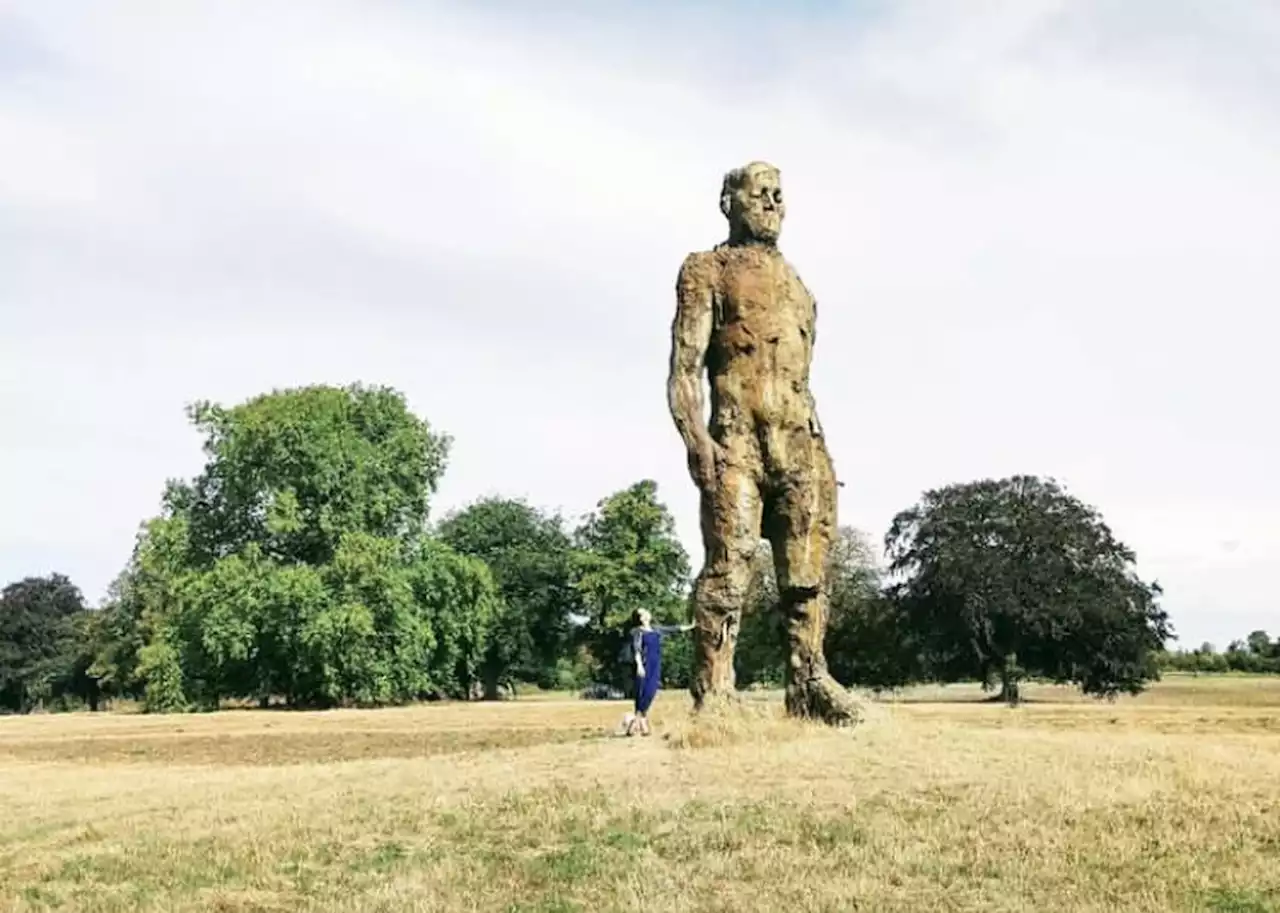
2,676,1279,912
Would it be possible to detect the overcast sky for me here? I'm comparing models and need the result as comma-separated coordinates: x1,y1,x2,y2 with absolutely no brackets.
2,1,1277,649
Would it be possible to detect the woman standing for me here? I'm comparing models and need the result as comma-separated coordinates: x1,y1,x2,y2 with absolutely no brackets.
624,609,694,736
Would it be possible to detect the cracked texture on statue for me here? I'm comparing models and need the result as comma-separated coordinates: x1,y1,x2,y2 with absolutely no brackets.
667,161,860,727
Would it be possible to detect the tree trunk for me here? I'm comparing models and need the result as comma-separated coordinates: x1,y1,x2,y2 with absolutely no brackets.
999,653,1022,706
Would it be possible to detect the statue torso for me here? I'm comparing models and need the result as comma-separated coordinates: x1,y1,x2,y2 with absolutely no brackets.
702,245,816,426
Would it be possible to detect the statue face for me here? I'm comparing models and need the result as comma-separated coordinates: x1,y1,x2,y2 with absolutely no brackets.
726,166,785,243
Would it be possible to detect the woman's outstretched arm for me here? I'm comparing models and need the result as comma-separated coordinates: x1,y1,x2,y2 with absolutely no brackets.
655,622,695,636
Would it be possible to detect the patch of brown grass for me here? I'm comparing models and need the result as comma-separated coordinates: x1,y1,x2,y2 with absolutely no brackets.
1,677,1278,912
660,698,815,750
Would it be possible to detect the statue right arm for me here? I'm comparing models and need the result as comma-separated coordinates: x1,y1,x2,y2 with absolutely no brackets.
667,253,721,487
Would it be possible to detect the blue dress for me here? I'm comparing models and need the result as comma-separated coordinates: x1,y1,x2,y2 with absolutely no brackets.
632,625,684,714
635,630,662,714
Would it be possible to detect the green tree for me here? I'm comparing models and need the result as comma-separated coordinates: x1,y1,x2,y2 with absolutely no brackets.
885,475,1171,704
94,384,499,711
96,513,197,708
571,480,691,687
136,632,188,713
62,610,107,711
822,528,921,691
437,498,579,693
0,574,87,713
1247,630,1275,658
182,384,449,567
405,538,501,700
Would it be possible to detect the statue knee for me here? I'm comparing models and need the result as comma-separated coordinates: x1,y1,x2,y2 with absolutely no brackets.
778,584,822,620
693,575,744,650
695,568,747,613
772,544,823,590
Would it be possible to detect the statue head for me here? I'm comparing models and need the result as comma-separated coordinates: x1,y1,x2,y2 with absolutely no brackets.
720,161,785,246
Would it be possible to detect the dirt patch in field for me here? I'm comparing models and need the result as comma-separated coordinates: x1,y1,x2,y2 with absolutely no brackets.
0,726,602,766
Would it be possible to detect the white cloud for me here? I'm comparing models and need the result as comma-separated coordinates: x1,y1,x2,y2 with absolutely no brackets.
2,1,1277,646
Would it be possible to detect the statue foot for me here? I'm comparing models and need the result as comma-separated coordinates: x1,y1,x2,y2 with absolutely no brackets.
785,672,861,728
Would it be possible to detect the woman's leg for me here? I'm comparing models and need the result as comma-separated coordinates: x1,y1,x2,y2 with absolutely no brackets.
627,677,647,736
636,674,660,736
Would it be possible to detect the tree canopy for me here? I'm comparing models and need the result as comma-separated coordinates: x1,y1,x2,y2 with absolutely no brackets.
437,498,579,692
90,384,495,711
0,574,88,712
885,475,1171,703
181,383,450,568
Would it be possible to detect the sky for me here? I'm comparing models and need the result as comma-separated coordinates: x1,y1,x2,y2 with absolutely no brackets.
2,1,1277,650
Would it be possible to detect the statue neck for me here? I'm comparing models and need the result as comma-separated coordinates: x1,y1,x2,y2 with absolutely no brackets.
722,231,779,250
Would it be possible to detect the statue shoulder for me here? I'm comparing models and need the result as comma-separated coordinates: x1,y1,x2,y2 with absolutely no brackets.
678,249,719,280
782,257,815,300
676,249,719,298
777,252,803,279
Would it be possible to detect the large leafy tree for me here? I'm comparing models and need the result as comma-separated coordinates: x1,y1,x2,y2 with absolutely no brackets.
92,513,195,710
571,480,691,687
0,574,87,712
404,537,501,701
885,475,1171,703
437,498,579,693
92,383,499,712
1246,630,1276,659
182,383,449,567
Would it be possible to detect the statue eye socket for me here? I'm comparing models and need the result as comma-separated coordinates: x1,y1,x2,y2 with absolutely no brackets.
773,190,782,203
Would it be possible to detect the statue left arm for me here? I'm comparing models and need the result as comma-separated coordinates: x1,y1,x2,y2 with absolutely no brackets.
801,277,817,350
800,280,824,426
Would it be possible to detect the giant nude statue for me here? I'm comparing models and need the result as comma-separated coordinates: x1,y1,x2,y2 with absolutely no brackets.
667,161,859,726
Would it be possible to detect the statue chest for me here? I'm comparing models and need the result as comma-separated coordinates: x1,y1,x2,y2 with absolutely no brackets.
715,258,810,342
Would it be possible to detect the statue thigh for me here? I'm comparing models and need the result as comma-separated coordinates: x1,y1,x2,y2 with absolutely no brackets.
762,428,836,596
694,454,761,620
692,426,764,683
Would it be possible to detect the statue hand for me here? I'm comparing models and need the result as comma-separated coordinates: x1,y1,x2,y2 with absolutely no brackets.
686,434,725,490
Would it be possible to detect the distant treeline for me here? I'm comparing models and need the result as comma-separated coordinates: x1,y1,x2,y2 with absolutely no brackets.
1,384,1190,714
1157,635,1280,675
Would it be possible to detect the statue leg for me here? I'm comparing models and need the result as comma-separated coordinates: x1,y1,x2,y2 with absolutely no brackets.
763,431,860,727
689,442,761,709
